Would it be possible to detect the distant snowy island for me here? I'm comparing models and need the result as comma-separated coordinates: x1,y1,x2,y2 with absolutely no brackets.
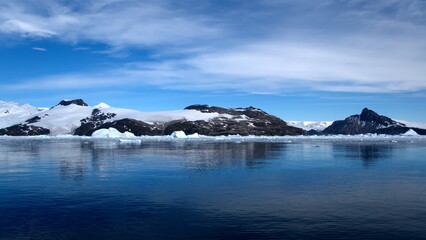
0,99,425,137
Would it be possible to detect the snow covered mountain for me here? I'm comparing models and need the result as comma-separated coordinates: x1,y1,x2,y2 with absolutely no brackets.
0,100,45,129
0,100,425,136
0,99,304,136
286,121,333,131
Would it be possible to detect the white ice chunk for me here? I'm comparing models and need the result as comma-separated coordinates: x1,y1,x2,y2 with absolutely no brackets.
402,129,419,136
170,131,186,138
187,133,200,138
92,128,135,138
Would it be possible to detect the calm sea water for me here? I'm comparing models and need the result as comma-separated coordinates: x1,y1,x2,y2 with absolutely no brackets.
1,137,426,240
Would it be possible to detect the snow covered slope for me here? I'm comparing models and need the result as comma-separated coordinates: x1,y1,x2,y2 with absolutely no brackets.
396,120,426,130
287,121,333,131
5,100,233,135
0,101,44,129
31,104,95,135
1,99,425,136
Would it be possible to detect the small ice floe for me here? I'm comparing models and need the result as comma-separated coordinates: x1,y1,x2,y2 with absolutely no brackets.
92,128,135,138
118,139,142,144
402,129,419,136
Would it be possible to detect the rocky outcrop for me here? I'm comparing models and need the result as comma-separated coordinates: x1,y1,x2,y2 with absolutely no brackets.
71,104,305,136
306,129,323,136
73,109,117,136
56,99,88,107
322,108,426,135
166,105,305,136
25,116,41,124
0,124,50,136
73,107,163,136
96,118,163,136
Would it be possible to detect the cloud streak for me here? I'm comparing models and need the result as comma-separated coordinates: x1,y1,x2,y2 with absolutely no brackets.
32,47,47,51
0,0,221,47
1,0,426,94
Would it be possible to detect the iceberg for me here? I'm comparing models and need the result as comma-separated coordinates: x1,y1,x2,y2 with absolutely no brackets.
92,128,135,138
187,133,200,138
170,131,187,138
402,129,419,136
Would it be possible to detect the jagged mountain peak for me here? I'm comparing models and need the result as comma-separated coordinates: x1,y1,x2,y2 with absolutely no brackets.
359,108,397,126
322,108,415,135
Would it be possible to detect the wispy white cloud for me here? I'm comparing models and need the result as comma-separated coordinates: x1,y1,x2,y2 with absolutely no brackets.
32,47,47,51
1,19,56,37
0,0,222,48
1,0,426,94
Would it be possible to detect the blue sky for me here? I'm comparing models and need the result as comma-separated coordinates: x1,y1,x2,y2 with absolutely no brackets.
0,0,425,121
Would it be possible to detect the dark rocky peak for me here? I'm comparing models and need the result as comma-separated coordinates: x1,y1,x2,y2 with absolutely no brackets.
184,105,230,114
359,108,397,126
322,108,410,135
56,99,88,107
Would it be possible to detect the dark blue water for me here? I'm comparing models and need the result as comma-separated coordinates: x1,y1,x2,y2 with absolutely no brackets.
1,137,426,240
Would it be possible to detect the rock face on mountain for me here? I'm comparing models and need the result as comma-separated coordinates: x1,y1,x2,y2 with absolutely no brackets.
56,99,88,107
71,104,304,136
164,105,305,136
75,117,163,136
0,124,50,136
96,118,163,136
73,109,117,136
322,108,426,135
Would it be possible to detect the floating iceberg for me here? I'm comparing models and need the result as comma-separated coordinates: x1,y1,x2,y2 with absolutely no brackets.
92,128,135,138
170,131,187,138
170,131,201,138
402,129,419,136
187,133,200,138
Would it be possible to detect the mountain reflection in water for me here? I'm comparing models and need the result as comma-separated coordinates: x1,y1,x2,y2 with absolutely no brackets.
1,138,426,240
